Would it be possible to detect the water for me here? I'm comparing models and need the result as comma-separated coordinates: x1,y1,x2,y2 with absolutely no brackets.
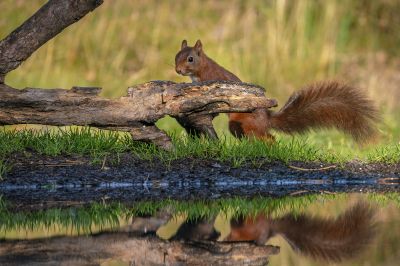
0,193,399,265
1,174,398,208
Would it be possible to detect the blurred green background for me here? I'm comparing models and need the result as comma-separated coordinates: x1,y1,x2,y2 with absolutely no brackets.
1,0,399,152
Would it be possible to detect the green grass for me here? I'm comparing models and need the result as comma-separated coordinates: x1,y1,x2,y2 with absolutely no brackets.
367,144,400,164
0,126,399,173
0,127,134,158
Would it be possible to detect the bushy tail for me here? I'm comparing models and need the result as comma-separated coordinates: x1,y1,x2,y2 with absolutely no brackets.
272,202,378,263
269,81,380,142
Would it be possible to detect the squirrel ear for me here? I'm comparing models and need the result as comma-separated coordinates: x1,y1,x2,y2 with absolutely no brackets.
181,40,188,50
194,39,203,52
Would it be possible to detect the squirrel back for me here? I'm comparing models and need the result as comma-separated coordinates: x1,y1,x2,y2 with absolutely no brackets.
175,40,380,142
225,202,378,263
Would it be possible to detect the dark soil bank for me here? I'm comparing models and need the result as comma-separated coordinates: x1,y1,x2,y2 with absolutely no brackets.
1,153,399,209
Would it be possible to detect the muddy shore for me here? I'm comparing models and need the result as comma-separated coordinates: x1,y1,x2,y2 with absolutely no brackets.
1,153,399,209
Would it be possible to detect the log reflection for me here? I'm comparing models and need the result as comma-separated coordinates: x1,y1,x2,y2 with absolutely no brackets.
0,201,378,265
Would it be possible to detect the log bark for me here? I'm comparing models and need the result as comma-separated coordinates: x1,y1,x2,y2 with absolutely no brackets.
0,232,279,266
0,0,104,83
0,81,276,148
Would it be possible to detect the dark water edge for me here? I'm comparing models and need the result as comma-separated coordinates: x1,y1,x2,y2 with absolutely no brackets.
1,154,399,209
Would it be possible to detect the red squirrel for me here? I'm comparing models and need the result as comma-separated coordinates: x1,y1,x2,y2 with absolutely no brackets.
225,202,377,263
175,40,380,142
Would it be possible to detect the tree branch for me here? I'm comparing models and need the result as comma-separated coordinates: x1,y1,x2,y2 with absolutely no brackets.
0,0,104,82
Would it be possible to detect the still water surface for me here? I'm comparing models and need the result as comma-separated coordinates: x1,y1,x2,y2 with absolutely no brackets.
0,193,399,265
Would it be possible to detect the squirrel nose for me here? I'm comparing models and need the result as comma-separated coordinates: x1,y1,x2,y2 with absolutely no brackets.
176,68,182,74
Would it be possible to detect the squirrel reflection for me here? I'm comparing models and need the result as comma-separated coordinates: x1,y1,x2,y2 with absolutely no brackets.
172,218,221,241
225,202,378,263
131,214,220,241
131,201,377,263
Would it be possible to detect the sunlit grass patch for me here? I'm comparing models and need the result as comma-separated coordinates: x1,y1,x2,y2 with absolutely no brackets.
0,127,134,157
165,135,339,165
0,126,399,171
0,126,341,166
367,144,400,164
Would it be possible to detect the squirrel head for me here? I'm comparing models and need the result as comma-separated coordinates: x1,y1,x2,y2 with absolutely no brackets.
175,39,204,77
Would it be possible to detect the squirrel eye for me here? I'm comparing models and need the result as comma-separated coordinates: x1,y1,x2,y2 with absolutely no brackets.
187,56,194,62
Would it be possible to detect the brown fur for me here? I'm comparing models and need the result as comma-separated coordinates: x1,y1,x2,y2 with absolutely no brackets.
270,81,380,142
226,202,378,263
175,40,240,82
175,40,380,142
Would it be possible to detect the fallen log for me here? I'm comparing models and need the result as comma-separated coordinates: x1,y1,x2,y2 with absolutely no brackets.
0,81,276,149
